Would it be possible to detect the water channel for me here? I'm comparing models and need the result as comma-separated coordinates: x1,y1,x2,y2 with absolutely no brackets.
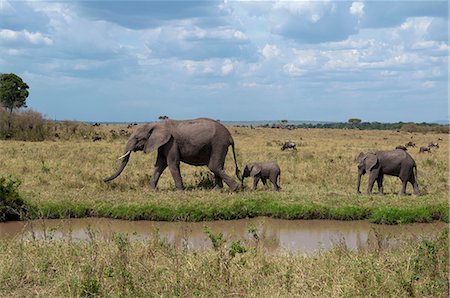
0,218,445,255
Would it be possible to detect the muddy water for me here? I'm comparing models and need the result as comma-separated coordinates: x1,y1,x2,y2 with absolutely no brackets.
0,218,446,255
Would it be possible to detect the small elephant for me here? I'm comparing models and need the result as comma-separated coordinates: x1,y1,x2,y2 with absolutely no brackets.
357,149,419,195
242,161,281,191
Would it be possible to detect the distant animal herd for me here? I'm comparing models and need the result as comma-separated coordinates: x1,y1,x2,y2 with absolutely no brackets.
99,118,443,196
403,140,441,153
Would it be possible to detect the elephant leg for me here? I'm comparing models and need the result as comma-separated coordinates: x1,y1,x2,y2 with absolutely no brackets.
167,150,183,190
149,154,168,189
377,174,384,195
270,174,281,191
208,166,238,191
168,163,183,190
252,177,260,190
261,177,267,186
366,173,377,195
208,148,238,191
409,175,420,196
399,178,407,195
214,174,224,189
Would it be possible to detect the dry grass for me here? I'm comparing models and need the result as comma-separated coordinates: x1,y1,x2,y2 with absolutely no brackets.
0,226,447,297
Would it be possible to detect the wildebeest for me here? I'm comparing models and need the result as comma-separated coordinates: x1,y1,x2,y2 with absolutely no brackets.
419,146,431,153
281,142,296,151
428,142,439,148
92,135,102,142
405,141,416,147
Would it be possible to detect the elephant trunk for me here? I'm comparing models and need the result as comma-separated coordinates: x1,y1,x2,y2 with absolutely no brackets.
357,172,362,193
104,152,131,182
104,138,136,182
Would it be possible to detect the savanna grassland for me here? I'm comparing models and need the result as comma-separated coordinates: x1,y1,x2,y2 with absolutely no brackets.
0,123,449,297
0,226,448,297
0,123,448,223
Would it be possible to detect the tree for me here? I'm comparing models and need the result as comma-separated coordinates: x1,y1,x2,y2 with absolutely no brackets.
348,118,362,124
0,73,29,114
0,73,29,132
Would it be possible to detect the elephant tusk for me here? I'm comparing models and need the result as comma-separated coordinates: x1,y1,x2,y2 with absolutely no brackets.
118,151,131,160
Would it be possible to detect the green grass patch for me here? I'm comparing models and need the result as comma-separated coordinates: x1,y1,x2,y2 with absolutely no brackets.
370,205,449,224
22,196,448,224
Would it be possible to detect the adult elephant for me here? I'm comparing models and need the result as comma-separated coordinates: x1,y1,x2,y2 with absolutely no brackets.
356,148,419,195
104,118,241,191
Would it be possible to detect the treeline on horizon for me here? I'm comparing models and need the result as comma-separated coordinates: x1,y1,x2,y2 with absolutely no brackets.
0,108,449,141
253,121,449,133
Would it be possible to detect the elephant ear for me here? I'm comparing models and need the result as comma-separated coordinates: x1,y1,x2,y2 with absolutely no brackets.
356,152,365,163
365,153,378,171
250,165,261,177
144,125,171,153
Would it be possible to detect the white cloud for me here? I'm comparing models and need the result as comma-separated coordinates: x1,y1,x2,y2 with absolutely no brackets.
260,44,280,59
412,40,448,51
349,2,364,17
0,29,53,45
422,81,435,89
283,63,305,76
175,60,216,75
221,59,234,75
291,50,318,66
178,27,248,41
233,30,248,40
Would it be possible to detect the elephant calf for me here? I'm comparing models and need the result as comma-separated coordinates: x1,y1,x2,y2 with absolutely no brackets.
242,161,281,191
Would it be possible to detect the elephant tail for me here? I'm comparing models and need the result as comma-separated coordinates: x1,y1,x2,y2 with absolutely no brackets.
413,164,417,179
231,141,241,180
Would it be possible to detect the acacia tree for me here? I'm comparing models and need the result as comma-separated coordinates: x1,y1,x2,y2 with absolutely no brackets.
348,118,362,124
0,73,30,131
0,73,29,112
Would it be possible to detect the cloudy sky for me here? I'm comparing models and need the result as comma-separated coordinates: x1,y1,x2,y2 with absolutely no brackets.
0,1,448,122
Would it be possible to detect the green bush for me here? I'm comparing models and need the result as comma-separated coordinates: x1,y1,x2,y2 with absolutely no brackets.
0,177,25,221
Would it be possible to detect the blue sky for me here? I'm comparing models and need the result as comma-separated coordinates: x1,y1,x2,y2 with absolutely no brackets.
0,0,448,122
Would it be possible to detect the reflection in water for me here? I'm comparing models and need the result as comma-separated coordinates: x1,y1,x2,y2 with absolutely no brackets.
0,218,445,255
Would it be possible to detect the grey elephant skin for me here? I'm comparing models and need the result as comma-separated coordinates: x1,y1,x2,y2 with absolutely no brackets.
357,149,419,195
104,118,240,191
242,161,281,191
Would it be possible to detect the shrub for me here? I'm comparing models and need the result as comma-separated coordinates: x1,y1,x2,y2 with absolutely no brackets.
0,177,25,221
0,108,51,141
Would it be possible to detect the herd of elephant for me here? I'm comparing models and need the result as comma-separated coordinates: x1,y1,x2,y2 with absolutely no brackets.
104,118,423,195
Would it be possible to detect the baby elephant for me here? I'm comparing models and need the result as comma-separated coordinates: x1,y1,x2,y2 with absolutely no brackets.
242,161,281,191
